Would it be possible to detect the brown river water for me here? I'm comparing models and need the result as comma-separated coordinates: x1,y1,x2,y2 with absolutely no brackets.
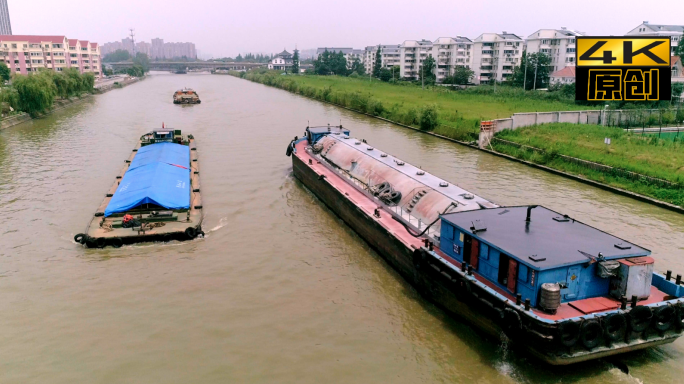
1,72,683,384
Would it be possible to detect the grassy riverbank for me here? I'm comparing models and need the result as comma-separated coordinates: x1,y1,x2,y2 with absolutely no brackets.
237,71,586,141
493,123,684,206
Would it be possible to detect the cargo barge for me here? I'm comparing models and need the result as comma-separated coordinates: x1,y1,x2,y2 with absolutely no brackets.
75,127,203,248
173,88,200,104
287,125,684,365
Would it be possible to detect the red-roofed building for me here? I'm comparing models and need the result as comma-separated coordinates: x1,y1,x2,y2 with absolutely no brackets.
672,56,683,82
0,34,101,78
550,66,576,85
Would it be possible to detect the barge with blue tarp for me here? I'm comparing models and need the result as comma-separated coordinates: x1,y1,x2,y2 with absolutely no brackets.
287,125,684,365
76,127,203,248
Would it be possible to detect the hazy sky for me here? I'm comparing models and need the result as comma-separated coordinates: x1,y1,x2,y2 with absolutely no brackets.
8,0,684,58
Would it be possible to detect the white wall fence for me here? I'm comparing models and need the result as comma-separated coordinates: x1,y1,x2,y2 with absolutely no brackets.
490,108,683,133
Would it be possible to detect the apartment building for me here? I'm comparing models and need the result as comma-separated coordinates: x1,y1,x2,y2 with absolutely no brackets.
471,32,522,84
626,21,683,56
399,40,434,79
525,27,583,73
0,35,102,78
432,37,473,83
363,44,400,74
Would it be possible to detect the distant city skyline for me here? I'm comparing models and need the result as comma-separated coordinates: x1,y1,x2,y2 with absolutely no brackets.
100,36,197,60
6,0,684,58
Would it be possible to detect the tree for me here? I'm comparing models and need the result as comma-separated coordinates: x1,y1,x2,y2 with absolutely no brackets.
235,54,243,62
419,54,436,85
12,71,56,117
350,57,365,75
133,52,150,73
314,50,331,75
443,65,474,85
509,52,552,90
675,37,684,60
0,62,10,82
291,50,300,74
673,82,684,102
372,46,382,78
378,68,392,82
103,49,131,63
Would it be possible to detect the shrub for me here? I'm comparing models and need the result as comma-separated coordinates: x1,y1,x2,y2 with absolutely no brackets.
419,104,439,131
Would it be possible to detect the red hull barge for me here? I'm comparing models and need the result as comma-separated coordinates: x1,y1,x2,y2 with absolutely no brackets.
288,126,684,365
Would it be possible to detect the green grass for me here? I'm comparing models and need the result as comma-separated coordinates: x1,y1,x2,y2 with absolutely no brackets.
493,123,684,206
238,72,587,141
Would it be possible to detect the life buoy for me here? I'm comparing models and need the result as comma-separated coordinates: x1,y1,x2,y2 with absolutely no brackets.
502,308,523,337
74,234,86,244
95,237,107,248
653,305,676,332
629,306,653,332
580,320,602,350
603,313,627,342
111,238,123,248
185,227,197,239
558,321,581,347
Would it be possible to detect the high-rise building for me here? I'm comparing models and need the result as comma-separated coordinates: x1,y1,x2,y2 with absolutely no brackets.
0,0,11,35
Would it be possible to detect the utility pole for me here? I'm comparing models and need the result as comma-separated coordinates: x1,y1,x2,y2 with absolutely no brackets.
129,28,136,56
421,62,424,90
533,58,538,90
522,52,528,90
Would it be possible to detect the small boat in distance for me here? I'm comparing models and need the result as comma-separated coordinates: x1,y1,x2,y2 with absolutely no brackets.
75,125,203,248
173,88,201,104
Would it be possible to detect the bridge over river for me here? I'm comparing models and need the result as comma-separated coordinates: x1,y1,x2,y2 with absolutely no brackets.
108,61,266,72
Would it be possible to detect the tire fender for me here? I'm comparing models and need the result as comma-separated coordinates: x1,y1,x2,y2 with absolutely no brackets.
629,306,653,332
603,313,627,342
580,320,602,350
653,305,676,332
558,320,581,347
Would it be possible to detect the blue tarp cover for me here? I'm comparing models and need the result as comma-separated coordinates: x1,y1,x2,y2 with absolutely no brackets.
105,143,191,217
129,142,190,171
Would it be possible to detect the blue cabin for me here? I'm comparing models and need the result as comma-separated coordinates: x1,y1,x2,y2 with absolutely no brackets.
305,126,350,144
438,206,652,308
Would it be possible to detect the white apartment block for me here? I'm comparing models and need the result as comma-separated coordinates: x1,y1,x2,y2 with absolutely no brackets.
363,44,400,74
471,33,522,84
525,27,583,73
0,35,102,78
625,21,683,56
432,37,473,83
399,40,434,80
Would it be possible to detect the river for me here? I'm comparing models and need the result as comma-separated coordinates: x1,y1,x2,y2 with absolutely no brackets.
1,72,683,384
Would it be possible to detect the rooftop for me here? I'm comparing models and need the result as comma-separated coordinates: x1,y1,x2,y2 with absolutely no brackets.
0,35,67,44
441,206,650,270
550,66,576,78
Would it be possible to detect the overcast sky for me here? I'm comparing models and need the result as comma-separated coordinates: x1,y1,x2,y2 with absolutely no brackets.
7,0,684,58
